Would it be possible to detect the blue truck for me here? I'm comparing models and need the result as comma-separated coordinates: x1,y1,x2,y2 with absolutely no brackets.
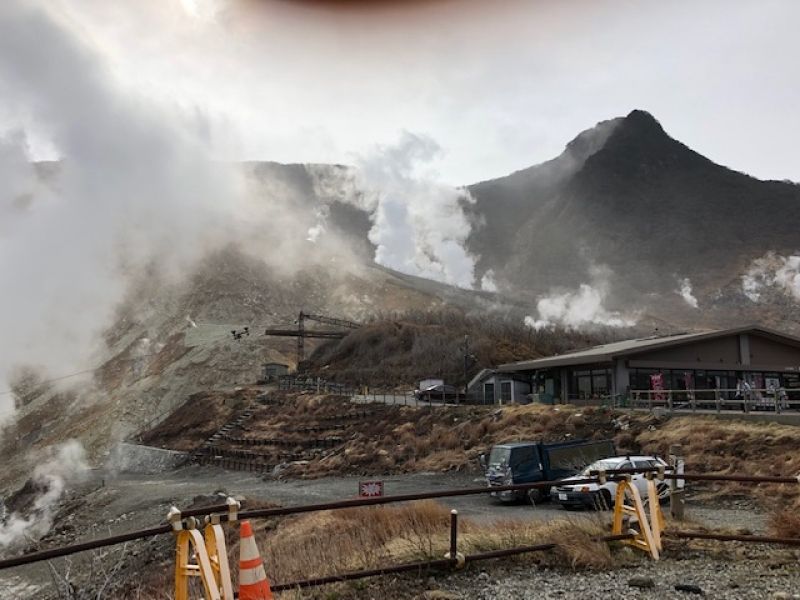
480,439,616,503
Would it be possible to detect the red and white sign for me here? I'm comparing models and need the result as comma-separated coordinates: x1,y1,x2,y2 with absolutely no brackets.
650,373,665,402
359,480,384,497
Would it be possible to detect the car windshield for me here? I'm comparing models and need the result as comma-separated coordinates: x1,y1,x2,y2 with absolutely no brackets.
488,446,511,468
580,459,620,475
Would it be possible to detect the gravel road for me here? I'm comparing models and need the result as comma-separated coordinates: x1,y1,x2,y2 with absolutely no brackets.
91,465,769,531
439,554,800,599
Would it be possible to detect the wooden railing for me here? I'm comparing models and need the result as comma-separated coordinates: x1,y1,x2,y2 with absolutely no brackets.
626,388,797,414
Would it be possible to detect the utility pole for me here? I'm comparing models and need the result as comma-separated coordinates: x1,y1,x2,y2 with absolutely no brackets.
462,334,469,405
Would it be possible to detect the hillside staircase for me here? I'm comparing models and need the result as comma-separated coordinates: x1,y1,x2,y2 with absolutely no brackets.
190,407,257,463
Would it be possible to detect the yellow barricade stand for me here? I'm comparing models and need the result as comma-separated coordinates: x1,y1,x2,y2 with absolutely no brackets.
169,498,239,600
645,473,665,553
611,477,660,560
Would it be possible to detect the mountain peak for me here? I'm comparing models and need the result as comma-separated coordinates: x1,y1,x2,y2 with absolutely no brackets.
618,109,668,137
580,108,713,174
560,110,667,168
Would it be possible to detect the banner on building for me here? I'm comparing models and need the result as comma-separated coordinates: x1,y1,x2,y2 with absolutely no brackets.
650,373,665,402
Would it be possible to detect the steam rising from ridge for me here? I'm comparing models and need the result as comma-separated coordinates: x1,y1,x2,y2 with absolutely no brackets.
742,252,800,302
524,267,637,330
678,277,699,308
0,440,88,548
310,132,478,288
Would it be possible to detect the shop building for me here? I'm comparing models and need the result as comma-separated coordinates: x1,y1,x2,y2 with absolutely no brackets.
492,326,800,405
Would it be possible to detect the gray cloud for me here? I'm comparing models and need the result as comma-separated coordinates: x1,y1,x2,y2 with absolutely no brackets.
24,0,800,185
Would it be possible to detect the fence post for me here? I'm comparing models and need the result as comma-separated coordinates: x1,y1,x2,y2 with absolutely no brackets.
715,389,721,414
669,444,685,520
448,509,458,563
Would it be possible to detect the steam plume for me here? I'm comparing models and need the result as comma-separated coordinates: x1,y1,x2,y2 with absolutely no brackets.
311,132,478,288
524,267,637,330
742,252,800,302
0,440,88,549
0,1,354,415
678,277,699,308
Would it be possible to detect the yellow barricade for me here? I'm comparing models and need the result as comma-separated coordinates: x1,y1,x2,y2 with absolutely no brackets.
611,477,660,560
169,498,239,600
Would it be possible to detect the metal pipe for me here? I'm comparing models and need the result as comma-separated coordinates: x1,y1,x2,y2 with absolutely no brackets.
591,468,799,485
463,541,555,560
236,477,612,520
0,524,172,570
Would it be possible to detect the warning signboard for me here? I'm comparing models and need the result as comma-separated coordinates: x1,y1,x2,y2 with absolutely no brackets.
359,480,384,497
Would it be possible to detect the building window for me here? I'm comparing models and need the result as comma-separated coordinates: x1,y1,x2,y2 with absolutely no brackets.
568,367,611,400
484,383,495,404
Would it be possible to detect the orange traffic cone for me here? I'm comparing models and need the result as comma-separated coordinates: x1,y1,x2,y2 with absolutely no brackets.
238,520,273,600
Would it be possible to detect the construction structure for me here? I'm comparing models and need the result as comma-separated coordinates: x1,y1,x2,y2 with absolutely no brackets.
264,311,360,364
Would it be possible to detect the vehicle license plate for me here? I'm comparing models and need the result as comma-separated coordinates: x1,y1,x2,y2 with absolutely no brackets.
558,493,568,501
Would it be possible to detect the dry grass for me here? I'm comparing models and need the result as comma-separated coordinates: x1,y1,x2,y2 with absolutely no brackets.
261,501,451,584
459,516,613,569
258,500,618,590
262,399,628,479
769,500,800,539
636,416,800,506
304,310,629,386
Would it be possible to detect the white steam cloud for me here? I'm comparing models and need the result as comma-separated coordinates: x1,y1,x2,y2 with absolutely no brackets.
742,253,800,302
0,440,88,549
0,1,355,415
678,277,699,308
0,1,238,410
310,132,478,289
524,267,637,330
480,269,498,293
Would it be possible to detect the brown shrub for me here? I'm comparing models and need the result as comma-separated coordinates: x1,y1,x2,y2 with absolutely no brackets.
261,501,615,588
768,506,800,538
304,309,629,386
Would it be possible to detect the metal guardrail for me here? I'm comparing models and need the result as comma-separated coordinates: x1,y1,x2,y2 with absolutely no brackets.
1,468,798,591
0,476,616,571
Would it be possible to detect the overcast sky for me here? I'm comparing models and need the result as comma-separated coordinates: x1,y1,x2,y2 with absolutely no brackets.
6,0,800,185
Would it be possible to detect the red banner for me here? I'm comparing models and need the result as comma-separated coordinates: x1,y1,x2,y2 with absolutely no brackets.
650,373,665,402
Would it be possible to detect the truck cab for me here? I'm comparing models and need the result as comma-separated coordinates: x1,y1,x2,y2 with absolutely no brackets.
484,442,547,502
482,439,615,503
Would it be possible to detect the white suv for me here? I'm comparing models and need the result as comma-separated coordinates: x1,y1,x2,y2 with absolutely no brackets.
550,456,669,509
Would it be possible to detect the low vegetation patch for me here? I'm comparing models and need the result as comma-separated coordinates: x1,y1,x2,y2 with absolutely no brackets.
259,501,617,592
304,310,630,386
